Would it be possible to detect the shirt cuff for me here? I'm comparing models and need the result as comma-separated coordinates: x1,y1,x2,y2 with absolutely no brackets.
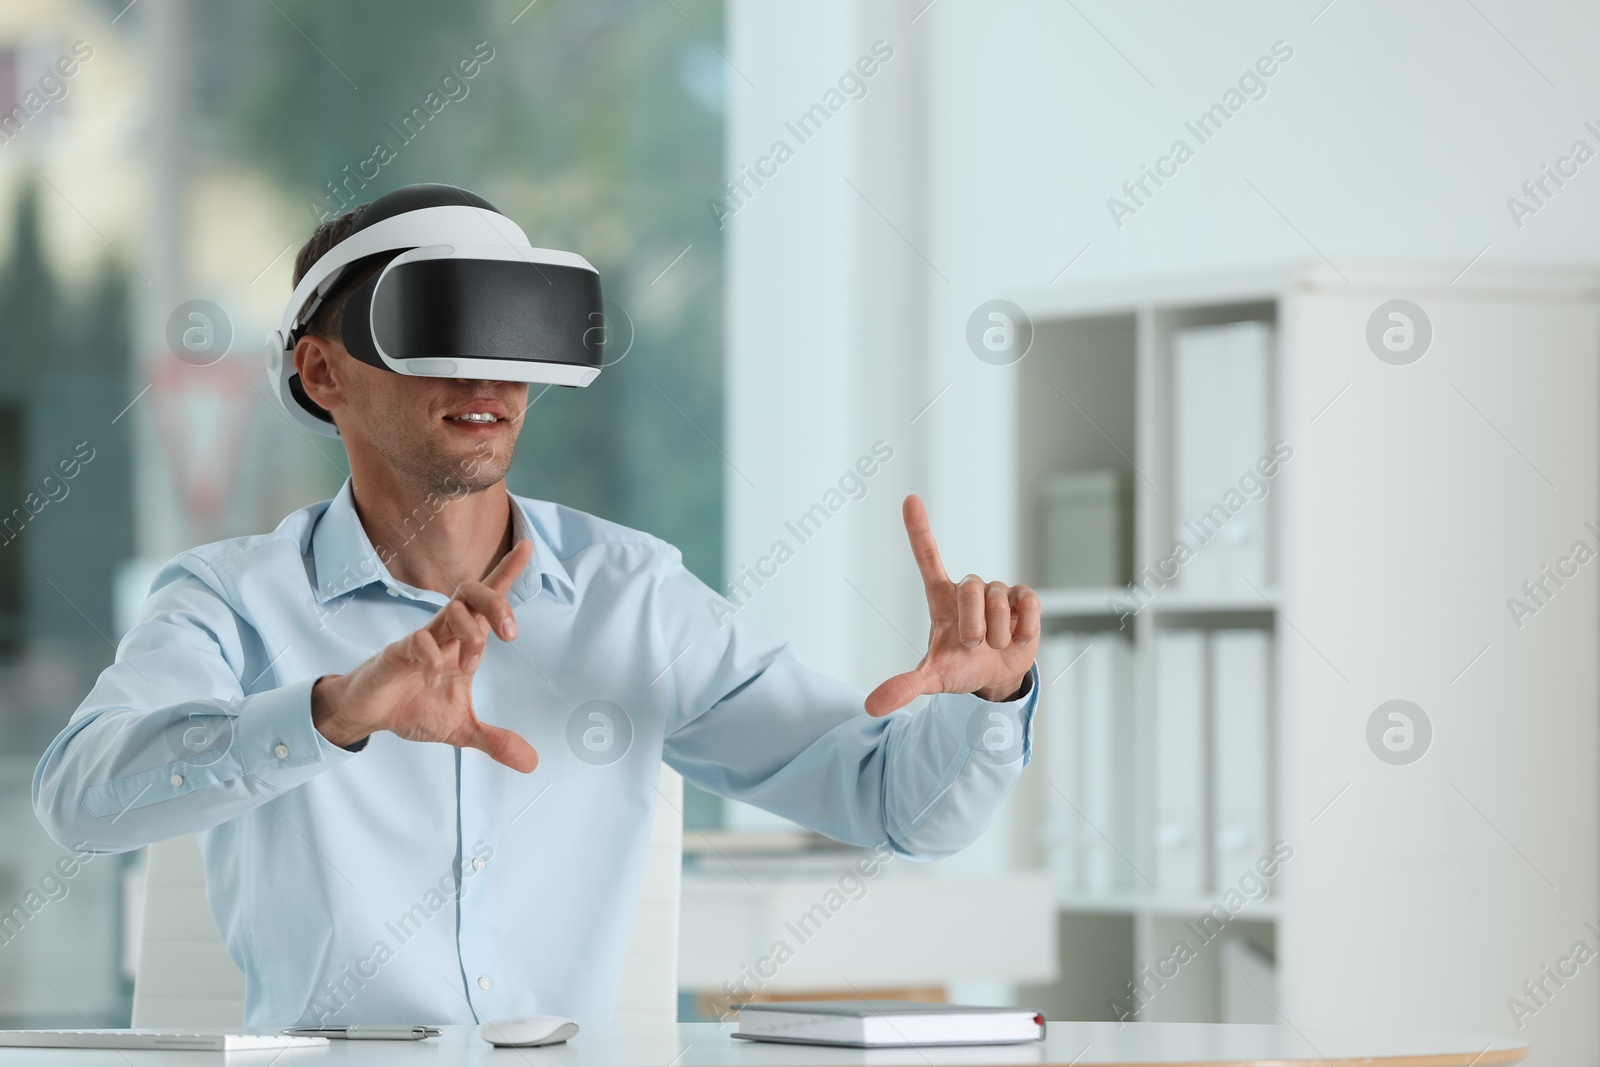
237,675,364,776
81,678,361,819
923,661,1040,769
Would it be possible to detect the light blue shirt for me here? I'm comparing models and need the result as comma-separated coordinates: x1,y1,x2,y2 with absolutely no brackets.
33,478,1037,1028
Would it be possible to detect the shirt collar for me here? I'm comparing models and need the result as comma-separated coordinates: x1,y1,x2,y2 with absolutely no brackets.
310,478,575,606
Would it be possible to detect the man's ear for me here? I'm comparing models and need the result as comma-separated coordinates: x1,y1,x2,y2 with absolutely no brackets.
294,334,344,417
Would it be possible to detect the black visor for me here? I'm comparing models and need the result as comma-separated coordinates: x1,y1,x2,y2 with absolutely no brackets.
341,256,605,374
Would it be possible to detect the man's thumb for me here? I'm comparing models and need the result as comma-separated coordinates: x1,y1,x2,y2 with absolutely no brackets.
864,666,930,717
470,721,539,773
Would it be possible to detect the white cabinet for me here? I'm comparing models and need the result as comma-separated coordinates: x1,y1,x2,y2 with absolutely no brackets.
994,264,1600,1066
679,863,1057,995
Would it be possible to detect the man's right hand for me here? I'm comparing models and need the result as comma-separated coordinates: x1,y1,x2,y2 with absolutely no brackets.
310,538,539,773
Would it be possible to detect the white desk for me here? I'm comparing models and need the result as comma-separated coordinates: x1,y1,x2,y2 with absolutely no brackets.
0,1022,1529,1066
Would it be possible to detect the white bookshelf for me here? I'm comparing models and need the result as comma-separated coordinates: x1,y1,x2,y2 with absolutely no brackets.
1006,264,1600,1052
1009,272,1286,1026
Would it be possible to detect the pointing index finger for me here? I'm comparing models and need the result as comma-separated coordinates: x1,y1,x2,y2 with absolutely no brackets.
485,537,535,596
903,495,950,590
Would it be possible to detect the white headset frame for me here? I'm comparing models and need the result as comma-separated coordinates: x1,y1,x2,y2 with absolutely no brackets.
266,204,601,438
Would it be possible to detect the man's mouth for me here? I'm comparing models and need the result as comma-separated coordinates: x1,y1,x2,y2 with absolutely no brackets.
442,399,512,430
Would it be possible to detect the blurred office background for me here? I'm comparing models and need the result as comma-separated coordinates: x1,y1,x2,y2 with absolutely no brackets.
3,0,1599,1063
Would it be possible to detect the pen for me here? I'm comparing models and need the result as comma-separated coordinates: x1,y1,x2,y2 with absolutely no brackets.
282,1026,441,1040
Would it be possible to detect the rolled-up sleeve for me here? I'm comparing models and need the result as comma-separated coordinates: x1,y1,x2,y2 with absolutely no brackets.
656,548,1037,861
32,555,357,854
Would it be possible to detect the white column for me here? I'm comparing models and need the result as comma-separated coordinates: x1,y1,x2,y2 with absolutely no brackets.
725,1,930,695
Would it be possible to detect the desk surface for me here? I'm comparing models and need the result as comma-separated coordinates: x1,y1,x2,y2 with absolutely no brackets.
0,1022,1529,1067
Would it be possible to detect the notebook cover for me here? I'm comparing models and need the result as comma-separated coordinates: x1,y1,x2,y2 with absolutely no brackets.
731,1003,1046,1048
737,1001,1035,1017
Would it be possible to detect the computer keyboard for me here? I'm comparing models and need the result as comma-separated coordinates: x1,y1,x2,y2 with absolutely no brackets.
0,1029,327,1051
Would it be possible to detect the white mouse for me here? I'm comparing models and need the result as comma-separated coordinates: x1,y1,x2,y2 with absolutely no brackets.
481,1014,581,1048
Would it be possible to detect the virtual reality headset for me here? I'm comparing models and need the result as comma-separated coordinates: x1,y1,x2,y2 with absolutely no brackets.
268,184,606,438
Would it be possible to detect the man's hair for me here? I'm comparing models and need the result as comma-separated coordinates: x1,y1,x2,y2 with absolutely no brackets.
291,203,375,340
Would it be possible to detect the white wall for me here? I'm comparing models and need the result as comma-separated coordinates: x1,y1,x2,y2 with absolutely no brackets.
921,0,1600,280
724,1,930,700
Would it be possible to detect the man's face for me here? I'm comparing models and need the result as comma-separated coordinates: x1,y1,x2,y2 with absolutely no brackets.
311,339,529,498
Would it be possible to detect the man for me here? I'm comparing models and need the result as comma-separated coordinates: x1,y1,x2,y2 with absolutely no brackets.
33,184,1041,1029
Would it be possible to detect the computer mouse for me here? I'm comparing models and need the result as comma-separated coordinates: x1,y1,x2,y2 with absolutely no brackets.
480,1014,580,1048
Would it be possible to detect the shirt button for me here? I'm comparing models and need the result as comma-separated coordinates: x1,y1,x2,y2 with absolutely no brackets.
170,773,184,787
274,743,290,759
477,976,492,991
387,587,401,597
471,856,486,871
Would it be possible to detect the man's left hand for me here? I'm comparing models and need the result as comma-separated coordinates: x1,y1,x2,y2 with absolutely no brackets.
864,495,1041,717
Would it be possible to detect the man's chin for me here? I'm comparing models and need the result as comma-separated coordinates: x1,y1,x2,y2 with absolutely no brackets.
424,424,514,487
428,465,509,498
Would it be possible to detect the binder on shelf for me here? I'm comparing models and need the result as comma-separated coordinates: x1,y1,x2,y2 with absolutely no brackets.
1081,633,1134,891
1153,630,1208,894
1171,321,1273,596
1209,630,1272,888
1038,634,1085,890
1040,469,1127,588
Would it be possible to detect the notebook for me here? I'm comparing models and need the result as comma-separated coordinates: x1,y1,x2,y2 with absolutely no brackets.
731,1002,1046,1047
0,1029,328,1052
